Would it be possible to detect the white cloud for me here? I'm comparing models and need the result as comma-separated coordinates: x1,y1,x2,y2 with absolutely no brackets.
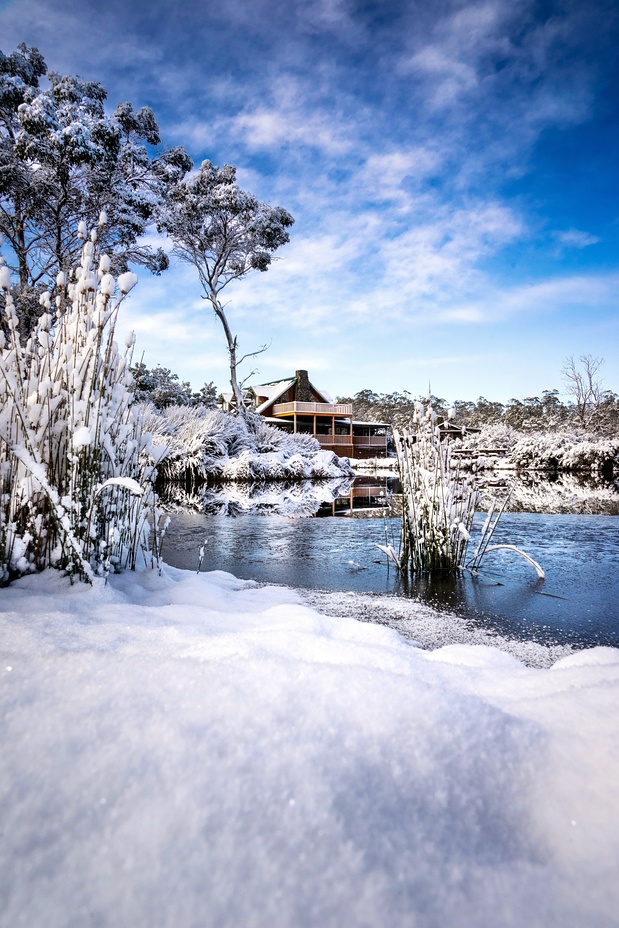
555,229,600,249
230,105,352,155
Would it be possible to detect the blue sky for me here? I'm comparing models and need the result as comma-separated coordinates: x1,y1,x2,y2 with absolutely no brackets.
1,0,618,403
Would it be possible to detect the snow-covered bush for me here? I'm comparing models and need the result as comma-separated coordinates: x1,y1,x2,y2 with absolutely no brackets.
509,432,618,473
139,405,254,480
559,439,619,473
0,225,164,584
458,426,618,475
460,424,519,453
138,404,354,483
248,415,320,456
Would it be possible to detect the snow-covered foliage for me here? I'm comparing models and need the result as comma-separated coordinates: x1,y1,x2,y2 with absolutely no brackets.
391,401,543,577
0,228,164,583
460,425,619,475
393,401,480,574
130,362,217,409
509,432,618,473
158,160,294,416
343,386,619,439
0,43,192,334
459,423,520,453
137,404,354,483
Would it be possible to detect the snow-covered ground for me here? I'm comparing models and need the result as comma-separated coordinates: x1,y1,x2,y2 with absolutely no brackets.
2,565,619,928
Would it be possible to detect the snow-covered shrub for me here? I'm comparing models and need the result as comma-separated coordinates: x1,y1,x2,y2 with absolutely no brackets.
0,226,164,584
248,415,321,456
141,404,354,483
508,432,573,470
508,431,618,473
460,423,519,453
141,405,253,480
559,439,619,473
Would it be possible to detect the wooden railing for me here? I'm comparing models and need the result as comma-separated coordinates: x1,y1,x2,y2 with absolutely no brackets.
273,402,353,416
314,435,388,448
315,436,354,446
353,436,388,446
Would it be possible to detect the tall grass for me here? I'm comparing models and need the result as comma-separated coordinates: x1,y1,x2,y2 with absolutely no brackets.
393,400,480,575
0,220,166,584
387,399,544,579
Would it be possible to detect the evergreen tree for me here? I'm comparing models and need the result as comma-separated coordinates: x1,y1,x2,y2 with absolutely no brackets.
0,43,192,332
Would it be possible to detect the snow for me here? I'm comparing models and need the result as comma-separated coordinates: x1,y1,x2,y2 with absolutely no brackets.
1,565,618,928
117,271,138,293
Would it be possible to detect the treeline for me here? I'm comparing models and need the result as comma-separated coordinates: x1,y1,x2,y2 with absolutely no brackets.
131,363,219,410
336,388,619,437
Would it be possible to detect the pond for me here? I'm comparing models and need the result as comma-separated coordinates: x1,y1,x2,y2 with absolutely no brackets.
162,476,619,660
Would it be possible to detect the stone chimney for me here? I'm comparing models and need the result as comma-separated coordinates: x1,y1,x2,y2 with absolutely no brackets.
295,369,312,402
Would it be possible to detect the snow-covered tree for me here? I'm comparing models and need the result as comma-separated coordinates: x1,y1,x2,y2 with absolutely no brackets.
131,362,218,410
158,160,294,418
0,43,192,332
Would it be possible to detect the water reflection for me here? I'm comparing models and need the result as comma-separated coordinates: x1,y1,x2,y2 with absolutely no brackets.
159,476,401,518
160,477,354,517
488,472,619,514
160,472,619,520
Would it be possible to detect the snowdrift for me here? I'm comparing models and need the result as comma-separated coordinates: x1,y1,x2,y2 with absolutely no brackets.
1,566,618,928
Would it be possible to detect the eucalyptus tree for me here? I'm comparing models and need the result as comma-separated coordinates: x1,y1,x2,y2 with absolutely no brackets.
131,362,218,410
158,160,294,417
0,43,192,331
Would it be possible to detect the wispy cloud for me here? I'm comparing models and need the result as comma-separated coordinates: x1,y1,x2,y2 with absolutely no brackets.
554,229,600,249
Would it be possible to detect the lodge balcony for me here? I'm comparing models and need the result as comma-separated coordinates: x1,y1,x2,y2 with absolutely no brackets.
269,401,389,458
317,435,388,448
272,401,353,416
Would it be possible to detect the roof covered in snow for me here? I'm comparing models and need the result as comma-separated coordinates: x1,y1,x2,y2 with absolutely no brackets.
250,374,332,414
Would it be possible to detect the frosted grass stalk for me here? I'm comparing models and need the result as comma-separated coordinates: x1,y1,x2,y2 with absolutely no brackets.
0,226,164,584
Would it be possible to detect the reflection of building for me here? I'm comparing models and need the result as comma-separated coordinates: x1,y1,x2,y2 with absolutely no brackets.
248,370,390,459
316,476,399,516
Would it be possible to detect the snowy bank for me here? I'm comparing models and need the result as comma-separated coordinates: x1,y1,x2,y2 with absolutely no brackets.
1,566,619,928
140,405,355,482
461,425,619,475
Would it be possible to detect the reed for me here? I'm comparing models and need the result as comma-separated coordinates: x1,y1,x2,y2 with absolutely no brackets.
0,219,165,584
386,398,544,580
392,400,480,575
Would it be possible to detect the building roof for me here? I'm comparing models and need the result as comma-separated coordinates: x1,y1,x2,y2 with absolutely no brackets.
250,378,295,414
249,374,332,414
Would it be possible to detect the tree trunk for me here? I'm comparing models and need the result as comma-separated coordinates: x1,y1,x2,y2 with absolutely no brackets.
209,291,247,418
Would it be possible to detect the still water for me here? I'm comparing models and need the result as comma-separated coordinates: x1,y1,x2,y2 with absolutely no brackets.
163,494,619,651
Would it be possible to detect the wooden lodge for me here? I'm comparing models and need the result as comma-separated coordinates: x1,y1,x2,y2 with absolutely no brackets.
248,370,390,459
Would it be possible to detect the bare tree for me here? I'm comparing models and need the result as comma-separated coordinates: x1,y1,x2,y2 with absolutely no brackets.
562,354,604,429
159,161,294,418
